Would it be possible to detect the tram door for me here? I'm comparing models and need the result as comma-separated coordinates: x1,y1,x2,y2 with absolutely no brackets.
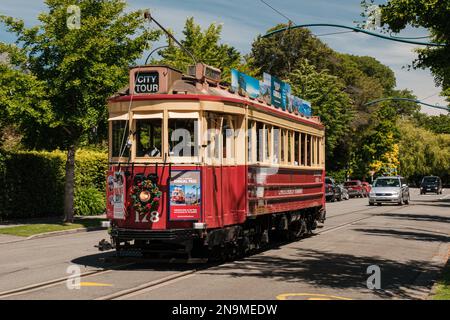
204,114,244,227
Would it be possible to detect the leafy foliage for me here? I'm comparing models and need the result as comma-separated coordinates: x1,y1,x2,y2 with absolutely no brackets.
0,149,107,220
398,119,450,184
412,113,450,135
0,0,160,221
379,0,450,100
1,0,160,149
74,186,106,216
156,17,241,82
289,61,354,163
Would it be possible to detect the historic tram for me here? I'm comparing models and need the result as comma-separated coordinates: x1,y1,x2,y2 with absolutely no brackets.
106,63,326,259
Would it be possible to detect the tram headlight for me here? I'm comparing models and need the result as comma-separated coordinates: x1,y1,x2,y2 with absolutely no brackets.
139,191,151,203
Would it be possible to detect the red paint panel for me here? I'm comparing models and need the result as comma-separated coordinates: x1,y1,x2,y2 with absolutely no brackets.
247,166,325,215
108,164,324,231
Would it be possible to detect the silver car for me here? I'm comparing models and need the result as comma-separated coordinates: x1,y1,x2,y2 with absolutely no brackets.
369,176,410,206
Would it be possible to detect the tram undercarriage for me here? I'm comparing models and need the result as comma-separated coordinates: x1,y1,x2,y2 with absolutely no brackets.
109,206,325,261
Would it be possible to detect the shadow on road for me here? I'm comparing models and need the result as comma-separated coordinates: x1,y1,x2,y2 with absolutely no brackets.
354,228,450,243
71,252,200,272
201,248,441,299
376,213,450,224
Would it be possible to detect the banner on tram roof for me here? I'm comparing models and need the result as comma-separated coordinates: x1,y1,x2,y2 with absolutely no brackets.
231,69,312,117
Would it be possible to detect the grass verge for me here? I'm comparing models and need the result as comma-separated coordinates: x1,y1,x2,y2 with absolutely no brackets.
433,259,450,300
0,218,105,237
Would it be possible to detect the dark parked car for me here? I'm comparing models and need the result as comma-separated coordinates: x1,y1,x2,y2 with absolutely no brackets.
420,176,443,195
325,177,342,202
344,180,365,198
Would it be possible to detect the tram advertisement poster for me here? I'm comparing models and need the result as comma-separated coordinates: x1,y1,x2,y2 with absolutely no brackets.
231,69,260,99
106,171,126,220
169,170,201,221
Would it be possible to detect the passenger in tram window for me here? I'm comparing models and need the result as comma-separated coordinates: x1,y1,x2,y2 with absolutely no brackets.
146,146,161,157
136,119,162,157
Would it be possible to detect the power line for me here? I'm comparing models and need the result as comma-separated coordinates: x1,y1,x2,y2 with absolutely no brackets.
263,24,447,47
259,0,293,24
421,92,440,101
315,30,355,37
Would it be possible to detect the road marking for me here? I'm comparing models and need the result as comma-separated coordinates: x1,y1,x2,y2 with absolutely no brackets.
80,282,113,287
276,293,352,300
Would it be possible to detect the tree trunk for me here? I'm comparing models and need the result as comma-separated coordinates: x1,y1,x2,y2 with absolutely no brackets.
64,144,76,223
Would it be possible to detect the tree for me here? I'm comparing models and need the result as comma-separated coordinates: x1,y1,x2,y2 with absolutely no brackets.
412,113,450,135
0,43,51,149
156,17,242,82
289,61,354,166
250,24,336,80
398,119,450,183
379,0,450,100
358,103,400,177
1,0,160,222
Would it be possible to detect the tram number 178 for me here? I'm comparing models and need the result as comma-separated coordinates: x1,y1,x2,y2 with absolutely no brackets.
135,211,160,223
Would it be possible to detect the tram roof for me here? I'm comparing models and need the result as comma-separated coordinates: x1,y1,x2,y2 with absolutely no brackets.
108,64,324,129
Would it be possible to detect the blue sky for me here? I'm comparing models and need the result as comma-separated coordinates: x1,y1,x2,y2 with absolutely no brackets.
0,0,447,115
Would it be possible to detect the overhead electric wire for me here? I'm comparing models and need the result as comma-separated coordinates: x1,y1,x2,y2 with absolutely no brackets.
259,0,294,23
315,30,355,37
420,92,440,101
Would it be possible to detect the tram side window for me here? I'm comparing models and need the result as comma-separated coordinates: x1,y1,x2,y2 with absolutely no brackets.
317,137,321,166
280,129,285,163
136,119,162,157
272,127,280,164
265,125,271,161
208,118,220,160
248,120,254,162
300,133,305,166
294,132,299,166
169,119,199,157
222,118,235,160
306,134,312,166
256,122,264,162
287,131,292,164
111,120,129,158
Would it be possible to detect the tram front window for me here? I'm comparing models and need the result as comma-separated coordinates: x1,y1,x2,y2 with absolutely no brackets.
169,118,199,157
111,120,128,158
136,119,162,157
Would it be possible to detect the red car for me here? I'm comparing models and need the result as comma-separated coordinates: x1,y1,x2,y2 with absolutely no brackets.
344,180,365,198
361,182,371,197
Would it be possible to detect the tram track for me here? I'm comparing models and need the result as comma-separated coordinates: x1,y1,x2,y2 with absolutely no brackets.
0,202,412,300
0,262,135,299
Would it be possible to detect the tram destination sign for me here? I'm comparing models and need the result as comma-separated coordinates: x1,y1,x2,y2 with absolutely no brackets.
134,71,159,94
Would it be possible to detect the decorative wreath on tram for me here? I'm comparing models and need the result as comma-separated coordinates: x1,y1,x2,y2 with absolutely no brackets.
130,178,162,216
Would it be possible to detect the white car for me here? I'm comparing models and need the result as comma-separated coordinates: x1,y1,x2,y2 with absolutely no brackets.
369,176,410,206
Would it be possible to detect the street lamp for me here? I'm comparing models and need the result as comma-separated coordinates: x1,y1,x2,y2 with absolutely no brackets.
263,23,447,47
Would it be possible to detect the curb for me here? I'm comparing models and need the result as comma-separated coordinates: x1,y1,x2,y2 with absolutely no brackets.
0,226,108,245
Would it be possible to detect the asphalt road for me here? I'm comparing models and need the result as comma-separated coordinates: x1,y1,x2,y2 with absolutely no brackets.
1,188,449,300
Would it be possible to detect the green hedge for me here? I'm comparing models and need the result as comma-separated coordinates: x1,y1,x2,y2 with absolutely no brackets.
0,149,107,220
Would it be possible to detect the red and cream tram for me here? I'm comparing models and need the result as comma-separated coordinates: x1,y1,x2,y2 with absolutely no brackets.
106,63,326,259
